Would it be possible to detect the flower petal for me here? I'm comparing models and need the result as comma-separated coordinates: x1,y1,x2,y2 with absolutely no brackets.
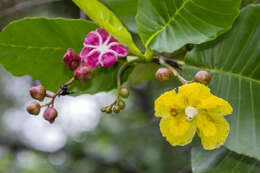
160,113,196,146
154,90,180,118
100,51,118,67
80,47,93,58
108,37,117,44
97,28,110,44
109,43,129,57
178,83,211,106
200,95,233,116
84,50,100,68
84,31,101,46
196,113,230,150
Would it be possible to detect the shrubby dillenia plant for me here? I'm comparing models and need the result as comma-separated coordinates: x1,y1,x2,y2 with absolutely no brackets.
26,17,232,150
1,0,260,169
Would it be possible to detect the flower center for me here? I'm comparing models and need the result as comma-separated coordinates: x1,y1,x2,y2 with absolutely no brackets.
96,43,110,54
185,106,198,121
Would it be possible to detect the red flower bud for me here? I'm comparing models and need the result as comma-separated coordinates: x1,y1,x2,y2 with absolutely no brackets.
194,71,211,85
43,107,58,124
27,102,41,115
155,68,172,82
74,66,93,83
63,48,81,70
30,85,46,101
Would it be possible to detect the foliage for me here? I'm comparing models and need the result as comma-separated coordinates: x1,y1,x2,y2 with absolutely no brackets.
0,0,260,172
183,4,260,160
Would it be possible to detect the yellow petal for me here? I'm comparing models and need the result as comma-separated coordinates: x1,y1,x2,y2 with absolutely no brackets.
160,113,196,146
200,95,233,116
178,83,211,106
196,113,230,150
154,89,183,117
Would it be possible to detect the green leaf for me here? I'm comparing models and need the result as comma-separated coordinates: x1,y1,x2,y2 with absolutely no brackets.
136,0,241,53
101,0,138,33
128,63,160,85
191,146,260,173
183,5,260,160
0,18,129,94
72,0,144,58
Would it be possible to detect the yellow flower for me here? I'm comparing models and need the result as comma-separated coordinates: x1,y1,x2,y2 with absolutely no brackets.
154,83,233,150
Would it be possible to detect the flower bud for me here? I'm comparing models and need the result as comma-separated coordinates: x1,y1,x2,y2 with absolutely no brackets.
63,48,81,70
113,105,121,113
27,102,41,115
119,87,129,98
74,66,93,83
194,71,211,85
155,68,172,82
105,105,113,114
43,107,58,124
30,85,46,101
117,100,125,110
101,107,107,112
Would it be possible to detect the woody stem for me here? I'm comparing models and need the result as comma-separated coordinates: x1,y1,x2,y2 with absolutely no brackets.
117,59,142,89
158,56,188,84
41,77,75,107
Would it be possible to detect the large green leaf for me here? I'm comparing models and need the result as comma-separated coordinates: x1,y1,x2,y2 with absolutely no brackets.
192,145,260,173
183,5,260,159
136,0,241,53
72,0,143,58
101,0,138,33
0,18,129,94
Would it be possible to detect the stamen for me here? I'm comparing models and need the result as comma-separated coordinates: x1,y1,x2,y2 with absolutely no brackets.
170,108,177,117
185,106,198,121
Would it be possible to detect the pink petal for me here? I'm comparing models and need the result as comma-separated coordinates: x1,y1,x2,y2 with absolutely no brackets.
109,43,129,57
100,52,118,67
84,50,101,68
80,47,94,58
84,31,100,46
107,37,117,44
97,28,110,44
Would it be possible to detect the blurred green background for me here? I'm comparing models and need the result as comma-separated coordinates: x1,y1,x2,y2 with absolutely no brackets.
0,0,191,172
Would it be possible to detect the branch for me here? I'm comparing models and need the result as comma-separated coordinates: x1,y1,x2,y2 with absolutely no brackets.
0,0,61,17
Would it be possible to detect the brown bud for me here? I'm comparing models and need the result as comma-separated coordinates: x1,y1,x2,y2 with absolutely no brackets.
27,102,41,115
43,107,58,124
30,85,46,101
63,48,81,70
74,66,93,83
113,105,121,113
101,107,106,112
194,71,211,85
105,105,113,114
155,68,172,82
119,87,129,98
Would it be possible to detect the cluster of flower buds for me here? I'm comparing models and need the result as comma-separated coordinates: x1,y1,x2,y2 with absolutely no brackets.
26,85,58,123
63,49,93,83
101,87,129,114
155,66,211,85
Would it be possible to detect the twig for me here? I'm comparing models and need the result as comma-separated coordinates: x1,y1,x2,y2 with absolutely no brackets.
158,56,188,84
41,77,75,107
117,59,142,89
0,0,61,17
152,57,180,69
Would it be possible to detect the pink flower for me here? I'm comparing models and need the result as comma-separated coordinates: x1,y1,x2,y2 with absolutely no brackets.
80,28,129,68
